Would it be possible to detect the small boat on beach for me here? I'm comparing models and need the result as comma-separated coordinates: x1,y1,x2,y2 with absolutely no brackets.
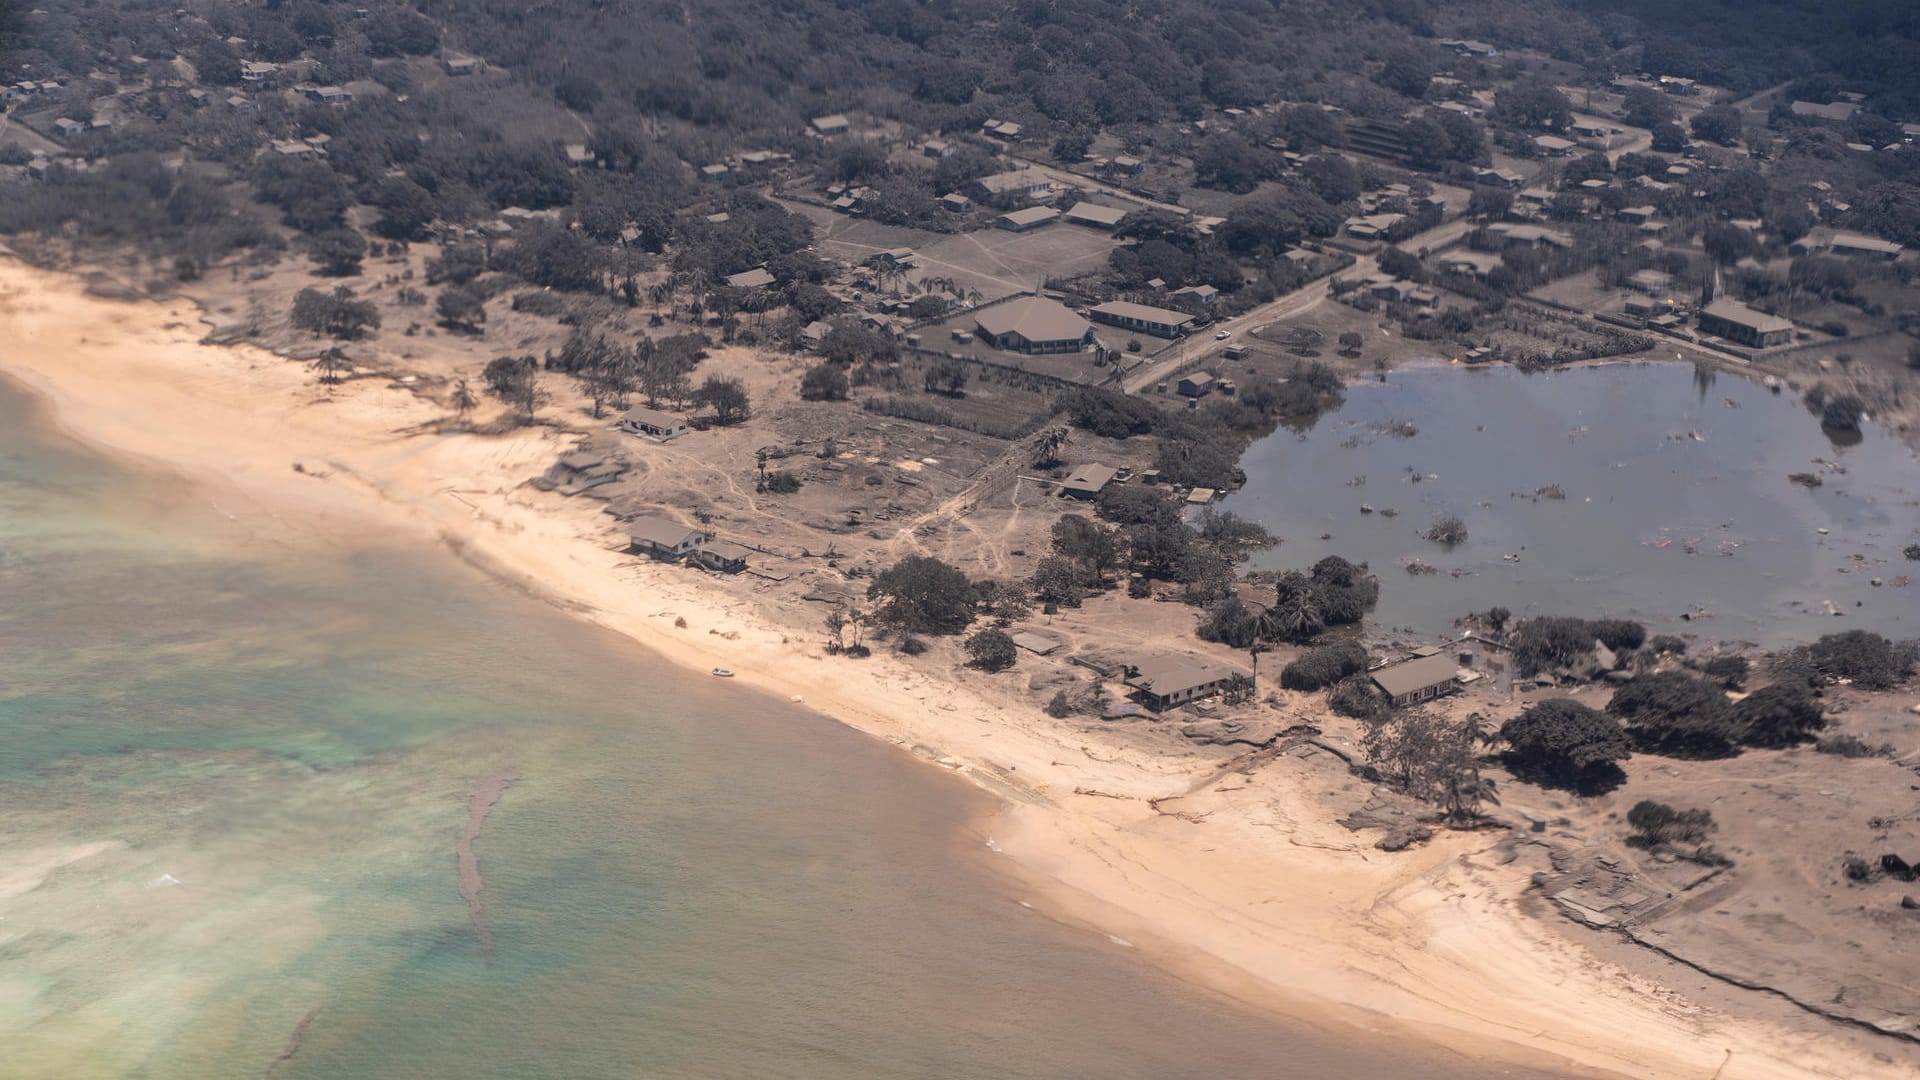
711,668,735,678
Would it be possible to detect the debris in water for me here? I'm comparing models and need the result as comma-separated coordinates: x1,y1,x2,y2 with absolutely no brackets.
1360,504,1375,514
1788,472,1823,488
144,873,181,890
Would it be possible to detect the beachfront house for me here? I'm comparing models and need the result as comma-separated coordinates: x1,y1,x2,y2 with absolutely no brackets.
1370,654,1459,707
618,406,688,440
691,539,753,574
1124,655,1241,712
628,516,706,561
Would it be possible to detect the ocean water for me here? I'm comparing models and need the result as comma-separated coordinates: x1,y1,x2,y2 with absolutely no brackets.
0,380,1570,1079
1228,363,1919,644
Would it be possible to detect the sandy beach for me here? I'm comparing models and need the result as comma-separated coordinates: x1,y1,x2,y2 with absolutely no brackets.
0,256,1906,1080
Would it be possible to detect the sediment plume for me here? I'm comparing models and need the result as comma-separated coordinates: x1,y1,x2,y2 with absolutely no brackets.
265,1007,320,1076
458,768,522,961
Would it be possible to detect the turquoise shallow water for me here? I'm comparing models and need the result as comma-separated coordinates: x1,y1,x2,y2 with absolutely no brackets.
0,381,1568,1079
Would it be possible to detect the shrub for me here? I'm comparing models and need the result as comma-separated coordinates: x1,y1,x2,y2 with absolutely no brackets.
1732,683,1824,747
1588,619,1646,653
1196,596,1257,648
1815,734,1893,758
1607,672,1740,758
1647,635,1688,655
1499,699,1632,791
1699,655,1750,690
1627,801,1715,847
1280,642,1369,692
762,470,802,494
1328,675,1389,721
965,628,1018,672
1423,513,1468,547
897,636,929,656
1508,616,1597,676
1806,630,1914,689
799,362,850,401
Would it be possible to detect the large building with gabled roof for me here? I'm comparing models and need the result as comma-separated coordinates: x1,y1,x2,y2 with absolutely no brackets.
972,297,1092,354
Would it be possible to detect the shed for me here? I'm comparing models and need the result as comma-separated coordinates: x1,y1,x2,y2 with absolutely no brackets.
1176,372,1215,397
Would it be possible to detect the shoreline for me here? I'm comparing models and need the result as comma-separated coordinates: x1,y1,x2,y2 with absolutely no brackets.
0,255,1907,1080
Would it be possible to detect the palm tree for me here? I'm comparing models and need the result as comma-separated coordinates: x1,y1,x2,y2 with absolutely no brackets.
310,347,351,389
1442,770,1500,826
450,378,478,427
1032,426,1069,467
1247,641,1270,692
1265,571,1323,643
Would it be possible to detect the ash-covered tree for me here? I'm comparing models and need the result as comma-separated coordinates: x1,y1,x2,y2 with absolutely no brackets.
1606,672,1740,758
436,284,487,333
800,363,850,401
923,357,969,397
1499,698,1631,792
1689,104,1744,146
1494,79,1572,132
290,286,380,340
478,356,546,423
1050,514,1119,583
307,229,366,277
1196,595,1260,649
1261,570,1323,644
1279,641,1368,692
371,177,436,241
1732,682,1825,748
1032,556,1085,608
965,628,1018,672
695,376,750,425
867,555,975,636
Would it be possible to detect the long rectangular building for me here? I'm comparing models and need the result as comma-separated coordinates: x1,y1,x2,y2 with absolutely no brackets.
1697,299,1793,349
1088,301,1194,338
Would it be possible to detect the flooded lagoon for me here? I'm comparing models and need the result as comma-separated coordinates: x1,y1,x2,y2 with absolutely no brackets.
1228,363,1919,644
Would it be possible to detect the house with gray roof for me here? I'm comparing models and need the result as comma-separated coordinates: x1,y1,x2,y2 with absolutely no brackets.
628,516,706,560
1370,654,1459,707
1089,300,1193,338
972,297,1091,354
1124,654,1242,711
